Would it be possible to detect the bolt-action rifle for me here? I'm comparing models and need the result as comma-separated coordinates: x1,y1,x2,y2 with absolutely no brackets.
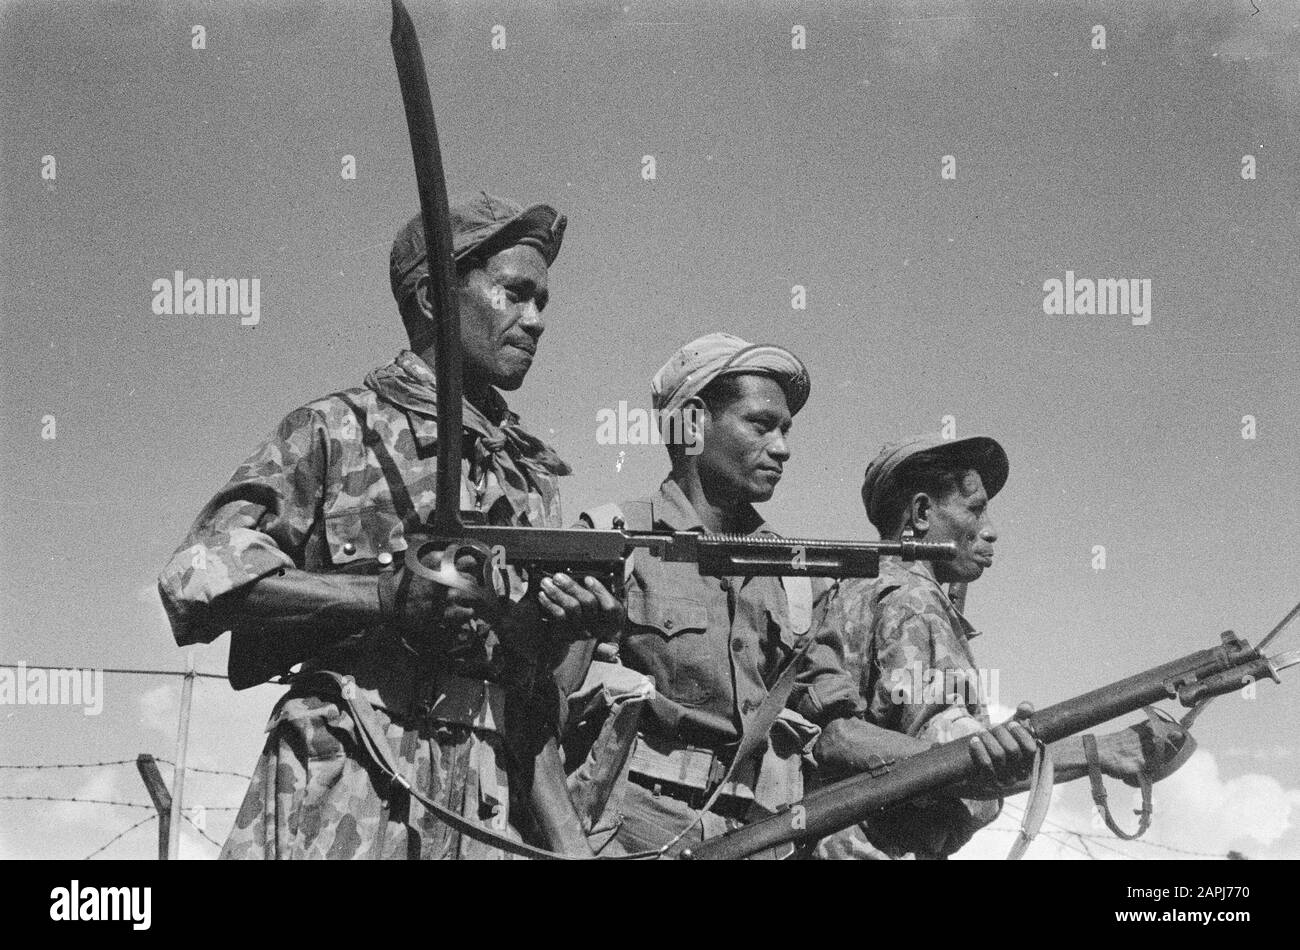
680,616,1300,859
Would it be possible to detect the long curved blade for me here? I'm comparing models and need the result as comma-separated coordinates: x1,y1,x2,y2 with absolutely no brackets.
391,0,462,535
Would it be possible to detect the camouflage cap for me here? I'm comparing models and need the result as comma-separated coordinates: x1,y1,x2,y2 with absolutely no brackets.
651,332,811,420
861,434,1009,532
390,191,567,306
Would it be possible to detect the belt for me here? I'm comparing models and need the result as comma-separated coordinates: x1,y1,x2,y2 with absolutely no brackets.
625,772,753,822
627,735,759,800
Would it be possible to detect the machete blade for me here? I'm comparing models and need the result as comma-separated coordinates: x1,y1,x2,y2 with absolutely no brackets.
390,0,464,537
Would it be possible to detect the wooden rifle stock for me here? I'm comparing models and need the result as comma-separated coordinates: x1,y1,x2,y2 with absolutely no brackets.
681,630,1281,859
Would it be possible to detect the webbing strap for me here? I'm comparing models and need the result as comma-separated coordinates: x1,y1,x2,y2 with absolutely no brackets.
301,671,660,860
304,670,567,859
1083,732,1153,840
1007,738,1054,860
658,631,819,853
332,392,422,527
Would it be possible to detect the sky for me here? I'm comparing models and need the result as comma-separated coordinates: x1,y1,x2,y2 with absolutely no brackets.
1,0,1297,860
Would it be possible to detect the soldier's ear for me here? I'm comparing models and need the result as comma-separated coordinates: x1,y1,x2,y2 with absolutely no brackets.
415,275,435,318
909,493,932,532
681,396,708,444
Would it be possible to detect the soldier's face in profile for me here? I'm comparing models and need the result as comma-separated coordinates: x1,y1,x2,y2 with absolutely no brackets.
920,470,998,584
695,374,792,504
455,244,550,391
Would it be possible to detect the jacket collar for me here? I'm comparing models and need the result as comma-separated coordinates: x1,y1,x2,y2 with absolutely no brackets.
650,477,767,536
880,555,980,639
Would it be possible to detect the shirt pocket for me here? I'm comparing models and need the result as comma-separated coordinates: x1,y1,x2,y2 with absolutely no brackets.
322,504,405,572
767,593,801,653
623,590,715,707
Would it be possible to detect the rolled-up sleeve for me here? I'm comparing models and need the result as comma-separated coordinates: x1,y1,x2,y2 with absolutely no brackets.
158,407,327,646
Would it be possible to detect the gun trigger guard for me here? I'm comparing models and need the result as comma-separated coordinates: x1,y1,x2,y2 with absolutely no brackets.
405,539,496,597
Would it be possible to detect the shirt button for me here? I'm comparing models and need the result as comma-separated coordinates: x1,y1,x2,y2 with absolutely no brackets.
376,551,393,567
732,640,743,654
342,542,356,556
663,619,674,630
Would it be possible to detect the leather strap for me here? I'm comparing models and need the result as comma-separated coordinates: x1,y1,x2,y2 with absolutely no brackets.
1084,731,1153,840
1007,738,1054,859
332,392,421,527
659,630,819,851
300,670,661,860
304,670,566,859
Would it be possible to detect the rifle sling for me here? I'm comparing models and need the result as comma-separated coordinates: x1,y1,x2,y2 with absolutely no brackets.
659,630,818,853
1007,738,1054,859
299,670,666,860
332,392,422,529
1083,732,1152,840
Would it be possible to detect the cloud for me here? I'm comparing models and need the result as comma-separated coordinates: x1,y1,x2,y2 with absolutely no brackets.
954,747,1299,860
138,682,179,739
1221,745,1295,763
51,767,128,825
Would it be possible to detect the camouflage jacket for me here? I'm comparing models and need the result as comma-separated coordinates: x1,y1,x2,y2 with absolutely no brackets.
158,349,570,692
821,556,991,745
813,556,1000,859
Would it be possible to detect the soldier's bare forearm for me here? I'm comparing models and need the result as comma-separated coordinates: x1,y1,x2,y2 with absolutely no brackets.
218,568,383,688
814,715,934,776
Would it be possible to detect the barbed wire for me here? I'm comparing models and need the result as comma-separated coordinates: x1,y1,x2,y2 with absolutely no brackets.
155,758,251,781
183,812,225,850
0,757,251,781
0,794,240,812
1001,800,1226,859
83,814,157,860
1074,833,1096,860
0,759,139,770
984,825,1098,859
0,661,227,680
0,794,154,809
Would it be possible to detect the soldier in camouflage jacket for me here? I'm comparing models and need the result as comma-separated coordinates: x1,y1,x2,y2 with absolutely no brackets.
158,194,619,858
815,433,1192,859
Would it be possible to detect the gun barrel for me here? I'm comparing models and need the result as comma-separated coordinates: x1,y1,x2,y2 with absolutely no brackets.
682,633,1263,860
656,534,957,577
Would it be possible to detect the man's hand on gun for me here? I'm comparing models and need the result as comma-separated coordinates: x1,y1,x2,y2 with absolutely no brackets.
379,550,622,652
964,702,1039,790
1091,711,1193,784
378,552,502,650
536,572,623,641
